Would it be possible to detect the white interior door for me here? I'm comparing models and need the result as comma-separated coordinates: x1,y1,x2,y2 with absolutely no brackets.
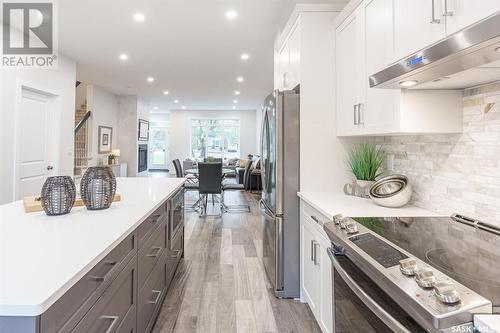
16,88,55,199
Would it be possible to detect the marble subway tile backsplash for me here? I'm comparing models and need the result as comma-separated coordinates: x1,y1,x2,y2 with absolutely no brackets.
375,82,500,226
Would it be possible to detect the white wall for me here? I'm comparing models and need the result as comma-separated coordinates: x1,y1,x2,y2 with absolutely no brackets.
255,108,263,154
169,109,257,171
0,55,76,204
88,85,120,166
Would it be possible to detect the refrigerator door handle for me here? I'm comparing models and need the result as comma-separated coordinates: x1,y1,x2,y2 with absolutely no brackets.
259,199,275,219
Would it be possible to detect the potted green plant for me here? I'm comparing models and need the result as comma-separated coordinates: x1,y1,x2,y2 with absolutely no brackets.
345,143,385,198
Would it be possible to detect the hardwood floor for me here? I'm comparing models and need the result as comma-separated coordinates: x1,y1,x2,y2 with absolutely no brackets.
152,190,321,333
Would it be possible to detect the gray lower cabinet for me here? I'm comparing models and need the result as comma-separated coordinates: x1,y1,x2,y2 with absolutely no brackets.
0,188,184,333
72,256,137,333
137,251,168,333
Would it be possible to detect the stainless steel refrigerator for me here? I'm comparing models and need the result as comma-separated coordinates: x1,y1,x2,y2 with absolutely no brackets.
260,89,300,298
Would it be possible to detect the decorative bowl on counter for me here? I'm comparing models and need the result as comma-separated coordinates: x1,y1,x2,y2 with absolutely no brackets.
40,176,76,215
80,167,117,210
369,174,412,208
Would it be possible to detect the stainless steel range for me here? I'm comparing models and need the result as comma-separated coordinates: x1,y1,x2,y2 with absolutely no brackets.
324,214,499,333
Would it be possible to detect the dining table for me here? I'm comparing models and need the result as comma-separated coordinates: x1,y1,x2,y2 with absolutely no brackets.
185,168,236,176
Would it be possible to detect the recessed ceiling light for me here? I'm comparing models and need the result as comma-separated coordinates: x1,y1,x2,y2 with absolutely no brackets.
174,99,179,103
236,76,244,83
399,80,418,88
133,13,145,22
234,90,240,95
233,99,238,104
154,106,158,110
225,10,238,20
240,53,249,61
119,53,128,61
163,90,169,95
147,77,154,83
182,106,186,110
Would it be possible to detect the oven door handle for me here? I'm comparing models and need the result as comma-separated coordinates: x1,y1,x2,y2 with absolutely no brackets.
327,248,412,333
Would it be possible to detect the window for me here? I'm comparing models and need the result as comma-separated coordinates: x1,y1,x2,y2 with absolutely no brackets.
190,119,240,161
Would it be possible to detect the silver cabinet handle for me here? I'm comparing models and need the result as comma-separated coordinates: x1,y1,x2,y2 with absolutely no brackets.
353,104,359,125
443,0,454,16
430,0,441,23
310,240,315,262
100,315,119,333
150,214,162,223
313,242,320,266
146,246,162,258
327,248,412,333
89,260,117,281
310,215,320,224
148,290,162,304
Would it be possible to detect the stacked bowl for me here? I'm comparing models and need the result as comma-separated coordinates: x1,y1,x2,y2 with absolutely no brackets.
369,174,412,208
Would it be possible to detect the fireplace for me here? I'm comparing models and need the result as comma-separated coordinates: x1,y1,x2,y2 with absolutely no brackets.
138,144,148,173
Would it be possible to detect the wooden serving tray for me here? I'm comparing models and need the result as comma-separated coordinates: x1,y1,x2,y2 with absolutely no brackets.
23,194,122,213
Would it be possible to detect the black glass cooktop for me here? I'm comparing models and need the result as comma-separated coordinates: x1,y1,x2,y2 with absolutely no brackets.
353,216,500,308
349,233,408,268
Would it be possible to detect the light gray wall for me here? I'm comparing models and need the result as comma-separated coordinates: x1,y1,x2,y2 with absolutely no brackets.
375,82,500,227
169,109,257,171
0,55,76,204
89,85,120,166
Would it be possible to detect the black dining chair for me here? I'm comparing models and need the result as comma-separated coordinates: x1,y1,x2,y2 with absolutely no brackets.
173,159,197,184
222,159,252,212
173,159,200,211
198,162,223,215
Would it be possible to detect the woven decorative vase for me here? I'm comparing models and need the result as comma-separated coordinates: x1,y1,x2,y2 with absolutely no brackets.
80,167,117,210
41,176,76,216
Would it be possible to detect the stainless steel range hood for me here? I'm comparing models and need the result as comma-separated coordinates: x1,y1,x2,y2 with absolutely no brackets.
369,12,500,90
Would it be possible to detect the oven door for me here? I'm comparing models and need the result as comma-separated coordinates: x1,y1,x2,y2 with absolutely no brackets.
327,248,426,333
169,188,184,240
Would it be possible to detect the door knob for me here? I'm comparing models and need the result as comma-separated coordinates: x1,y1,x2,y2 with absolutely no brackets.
47,165,54,170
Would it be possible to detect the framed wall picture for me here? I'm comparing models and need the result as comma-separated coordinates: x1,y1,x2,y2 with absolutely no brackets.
98,126,113,153
138,119,149,141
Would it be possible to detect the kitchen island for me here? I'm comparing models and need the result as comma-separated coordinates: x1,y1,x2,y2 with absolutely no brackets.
0,177,185,333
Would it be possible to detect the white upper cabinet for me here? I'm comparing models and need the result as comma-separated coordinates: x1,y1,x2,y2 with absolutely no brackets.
393,0,446,61
335,0,464,136
445,0,500,35
362,0,400,134
277,19,301,90
336,11,362,136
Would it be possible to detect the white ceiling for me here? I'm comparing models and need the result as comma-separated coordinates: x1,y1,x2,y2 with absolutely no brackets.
59,0,344,112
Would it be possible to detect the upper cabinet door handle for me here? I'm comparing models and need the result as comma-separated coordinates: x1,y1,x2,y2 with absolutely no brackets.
430,0,441,24
443,0,454,16
354,104,359,125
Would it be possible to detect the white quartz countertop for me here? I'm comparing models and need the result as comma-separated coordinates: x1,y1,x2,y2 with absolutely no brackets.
297,191,442,220
0,177,185,316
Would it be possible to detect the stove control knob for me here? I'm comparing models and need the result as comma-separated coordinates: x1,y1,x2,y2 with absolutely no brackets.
333,214,343,226
345,223,359,234
399,258,418,276
434,280,461,304
339,217,354,229
415,268,436,288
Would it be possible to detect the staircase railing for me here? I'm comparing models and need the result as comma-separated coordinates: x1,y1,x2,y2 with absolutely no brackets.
74,111,91,133
74,110,91,178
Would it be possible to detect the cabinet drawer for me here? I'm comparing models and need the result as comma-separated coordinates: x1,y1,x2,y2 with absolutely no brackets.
72,255,137,333
166,227,183,289
302,203,331,227
138,220,167,290
137,253,168,333
41,232,136,333
137,203,167,247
